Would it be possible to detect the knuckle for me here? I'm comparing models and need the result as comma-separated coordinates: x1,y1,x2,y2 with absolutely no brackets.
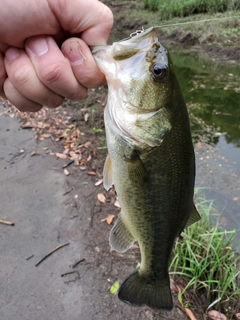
40,62,63,85
11,66,31,87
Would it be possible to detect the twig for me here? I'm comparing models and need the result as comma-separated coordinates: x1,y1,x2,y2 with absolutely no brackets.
61,271,76,277
72,258,85,269
0,219,15,226
63,187,73,196
63,160,74,169
35,242,69,267
26,254,34,261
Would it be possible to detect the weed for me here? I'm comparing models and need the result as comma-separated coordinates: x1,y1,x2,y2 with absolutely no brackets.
142,0,240,19
170,192,240,308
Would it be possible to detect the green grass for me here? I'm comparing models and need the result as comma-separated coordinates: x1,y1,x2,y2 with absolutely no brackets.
170,192,240,308
142,0,240,19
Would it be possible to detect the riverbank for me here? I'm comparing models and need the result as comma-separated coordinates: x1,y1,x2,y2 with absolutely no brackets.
104,0,240,62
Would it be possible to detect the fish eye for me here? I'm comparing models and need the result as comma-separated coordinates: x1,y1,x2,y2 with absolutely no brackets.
152,64,167,80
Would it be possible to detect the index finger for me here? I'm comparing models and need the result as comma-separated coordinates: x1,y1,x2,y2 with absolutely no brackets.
50,0,113,45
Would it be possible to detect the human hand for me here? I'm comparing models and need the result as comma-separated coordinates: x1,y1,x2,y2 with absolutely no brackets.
0,0,113,112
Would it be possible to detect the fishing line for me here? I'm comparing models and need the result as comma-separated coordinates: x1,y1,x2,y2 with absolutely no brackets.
154,14,240,28
126,15,240,40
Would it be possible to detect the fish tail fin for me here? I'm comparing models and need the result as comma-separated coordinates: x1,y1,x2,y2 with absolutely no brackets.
118,270,173,310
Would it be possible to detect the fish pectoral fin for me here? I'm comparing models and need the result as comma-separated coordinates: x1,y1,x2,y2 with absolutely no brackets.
103,154,113,191
185,203,201,228
125,150,149,185
109,215,135,253
118,270,173,310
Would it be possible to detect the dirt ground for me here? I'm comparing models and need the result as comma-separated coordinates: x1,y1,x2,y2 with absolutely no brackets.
1,2,240,320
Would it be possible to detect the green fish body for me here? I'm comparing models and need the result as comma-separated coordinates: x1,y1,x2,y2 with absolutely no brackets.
92,27,200,310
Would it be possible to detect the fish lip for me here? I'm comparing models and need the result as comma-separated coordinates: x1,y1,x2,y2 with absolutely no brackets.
91,27,156,54
120,27,155,42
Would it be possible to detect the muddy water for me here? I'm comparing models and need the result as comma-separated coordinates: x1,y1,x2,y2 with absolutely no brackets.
171,51,240,248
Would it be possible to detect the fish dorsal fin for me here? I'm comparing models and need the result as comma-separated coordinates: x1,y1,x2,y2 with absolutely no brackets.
109,215,135,253
103,154,113,191
185,203,201,228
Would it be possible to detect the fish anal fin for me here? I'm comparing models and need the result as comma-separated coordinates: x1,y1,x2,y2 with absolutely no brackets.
109,215,135,253
185,203,201,228
118,270,173,310
103,154,113,191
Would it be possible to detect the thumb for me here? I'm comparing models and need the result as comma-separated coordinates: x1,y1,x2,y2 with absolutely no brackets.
50,0,113,45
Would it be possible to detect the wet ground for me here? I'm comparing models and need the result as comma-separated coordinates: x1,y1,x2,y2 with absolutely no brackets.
1,2,240,320
0,104,198,320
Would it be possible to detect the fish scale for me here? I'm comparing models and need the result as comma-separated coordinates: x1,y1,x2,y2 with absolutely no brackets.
92,27,200,310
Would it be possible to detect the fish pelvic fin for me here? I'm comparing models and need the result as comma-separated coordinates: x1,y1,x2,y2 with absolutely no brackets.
118,270,173,310
103,154,113,191
109,215,135,253
185,203,201,228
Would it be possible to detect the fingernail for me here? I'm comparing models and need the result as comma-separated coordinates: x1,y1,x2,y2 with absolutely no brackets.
27,36,48,56
64,40,85,65
5,48,21,62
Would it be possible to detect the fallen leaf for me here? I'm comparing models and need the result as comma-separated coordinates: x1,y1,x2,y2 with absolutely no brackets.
56,152,67,159
97,193,106,203
207,310,227,320
87,171,96,176
31,151,37,156
110,281,120,295
184,308,197,320
63,168,70,176
170,278,179,293
95,179,103,186
101,214,115,225
84,113,89,122
233,197,239,201
84,141,92,148
114,200,121,208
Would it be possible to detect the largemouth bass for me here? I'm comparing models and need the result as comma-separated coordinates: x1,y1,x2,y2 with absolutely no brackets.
92,27,200,310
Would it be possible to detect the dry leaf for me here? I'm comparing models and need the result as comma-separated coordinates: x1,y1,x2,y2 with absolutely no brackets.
63,168,70,176
184,308,197,320
84,141,92,148
56,152,67,159
95,179,103,186
31,151,37,156
233,197,239,201
84,113,89,122
87,171,96,176
101,214,115,225
97,193,106,203
114,200,121,208
207,310,227,320
170,278,179,293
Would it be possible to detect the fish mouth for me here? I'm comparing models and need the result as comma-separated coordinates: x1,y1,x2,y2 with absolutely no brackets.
92,27,157,78
91,27,155,54
91,27,157,62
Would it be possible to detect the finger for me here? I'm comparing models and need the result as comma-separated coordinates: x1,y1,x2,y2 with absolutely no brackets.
0,52,7,99
4,47,64,108
61,38,105,88
50,0,113,46
25,36,88,101
3,78,42,112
